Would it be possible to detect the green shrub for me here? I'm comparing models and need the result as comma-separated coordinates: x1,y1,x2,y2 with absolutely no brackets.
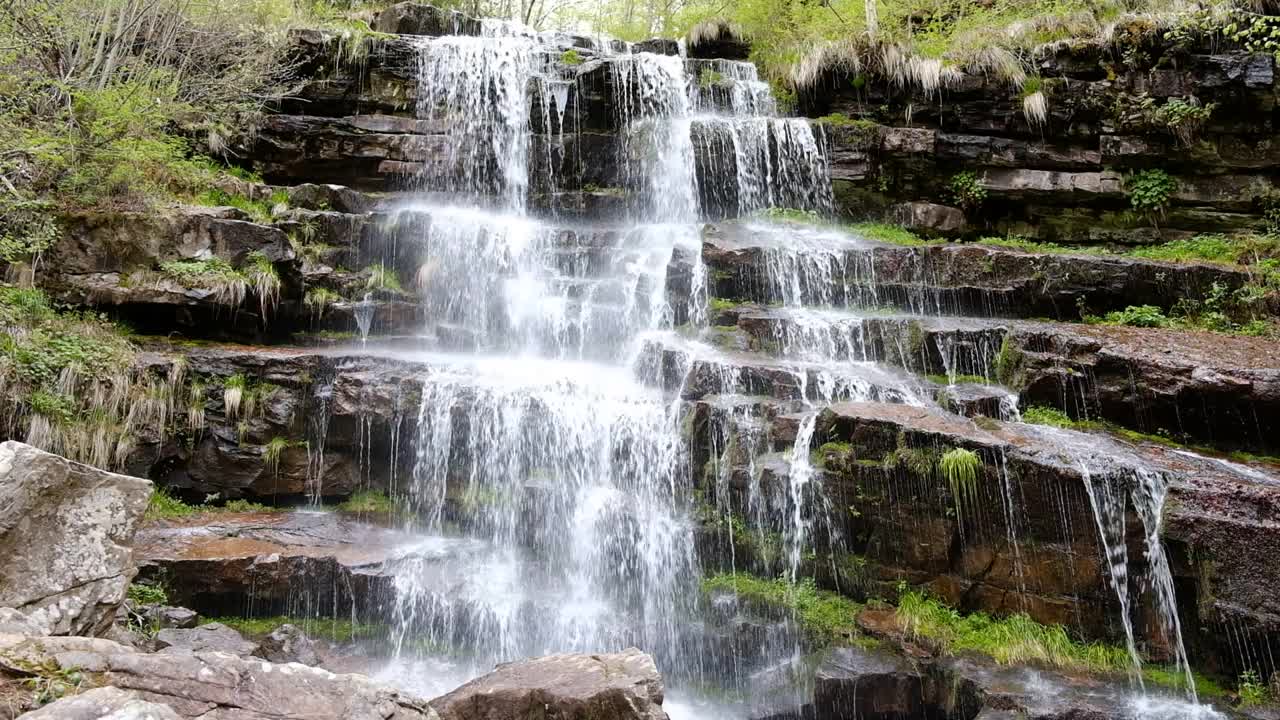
939,448,981,517
159,258,249,307
1238,669,1270,707
946,171,987,211
145,488,198,520
364,264,403,292
1098,304,1171,328
560,49,584,66
1154,98,1214,147
338,489,395,513
127,581,170,606
1127,169,1177,219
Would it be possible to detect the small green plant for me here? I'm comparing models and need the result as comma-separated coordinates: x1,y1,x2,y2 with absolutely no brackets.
1097,304,1171,328
263,436,293,474
145,488,197,520
338,489,395,514
126,581,169,606
223,374,248,419
699,68,725,87
194,188,275,223
159,258,249,307
561,48,583,66
1021,405,1076,427
895,589,1130,673
1238,669,1270,707
939,448,981,520
303,287,343,316
850,223,934,246
993,336,1025,388
245,251,280,316
701,572,862,643
946,171,987,211
364,264,403,293
1127,169,1177,220
1154,98,1214,147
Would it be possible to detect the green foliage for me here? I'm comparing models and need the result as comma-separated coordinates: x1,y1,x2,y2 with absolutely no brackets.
1096,304,1171,328
159,258,249,307
1238,669,1271,707
127,581,170,606
926,373,987,385
1127,169,1177,218
993,336,1025,388
939,448,981,518
304,287,344,314
896,589,1131,672
850,223,935,246
364,264,404,292
701,572,862,642
699,68,725,87
0,199,59,265
145,488,198,520
946,171,988,211
560,48,584,66
757,207,822,223
1021,405,1075,427
195,188,277,223
1154,98,1215,147
263,436,302,474
210,615,385,642
245,252,281,315
338,489,395,513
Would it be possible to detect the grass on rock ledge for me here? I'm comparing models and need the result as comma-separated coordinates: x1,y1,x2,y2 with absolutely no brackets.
702,572,862,643
1020,405,1280,466
144,488,279,521
210,615,386,642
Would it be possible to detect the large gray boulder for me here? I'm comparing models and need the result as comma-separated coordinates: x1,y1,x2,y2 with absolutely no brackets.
17,686,181,719
431,648,669,720
0,441,152,636
0,634,438,720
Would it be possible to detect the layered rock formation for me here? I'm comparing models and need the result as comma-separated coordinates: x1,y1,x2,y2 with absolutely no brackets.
802,32,1280,240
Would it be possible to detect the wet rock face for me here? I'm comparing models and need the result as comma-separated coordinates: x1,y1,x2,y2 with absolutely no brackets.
0,442,151,637
374,1,481,36
431,648,669,720
260,623,321,666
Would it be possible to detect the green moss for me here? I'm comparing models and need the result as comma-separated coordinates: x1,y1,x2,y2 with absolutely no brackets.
851,223,936,246
193,188,277,223
364,264,403,293
702,572,862,643
993,336,1025,389
561,49,584,66
1143,666,1229,700
127,581,169,606
925,373,987,385
337,489,394,514
145,488,198,520
896,590,1131,673
209,615,385,642
699,68,725,87
975,236,1104,255
1021,405,1075,427
939,447,981,517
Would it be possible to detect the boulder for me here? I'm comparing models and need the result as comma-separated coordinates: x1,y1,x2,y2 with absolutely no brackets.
140,606,200,630
813,647,930,719
890,201,966,235
16,686,181,720
0,634,437,720
0,442,151,636
260,623,321,666
431,648,669,720
154,623,259,657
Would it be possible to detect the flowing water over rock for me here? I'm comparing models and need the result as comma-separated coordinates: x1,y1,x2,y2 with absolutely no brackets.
280,15,1254,720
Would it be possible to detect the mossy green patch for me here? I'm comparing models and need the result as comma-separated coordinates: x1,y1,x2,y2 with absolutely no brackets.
337,489,395,514
896,590,1131,673
702,572,862,643
209,615,385,642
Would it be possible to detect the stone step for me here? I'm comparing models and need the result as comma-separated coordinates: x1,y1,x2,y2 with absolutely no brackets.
702,220,1260,321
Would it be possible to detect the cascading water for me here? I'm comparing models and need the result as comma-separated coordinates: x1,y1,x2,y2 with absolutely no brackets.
373,15,837,709
345,12,1224,720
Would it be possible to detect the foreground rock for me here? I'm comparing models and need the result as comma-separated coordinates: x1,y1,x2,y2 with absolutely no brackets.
154,623,259,657
0,634,437,720
431,648,669,720
0,442,151,636
134,511,421,614
17,686,181,720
